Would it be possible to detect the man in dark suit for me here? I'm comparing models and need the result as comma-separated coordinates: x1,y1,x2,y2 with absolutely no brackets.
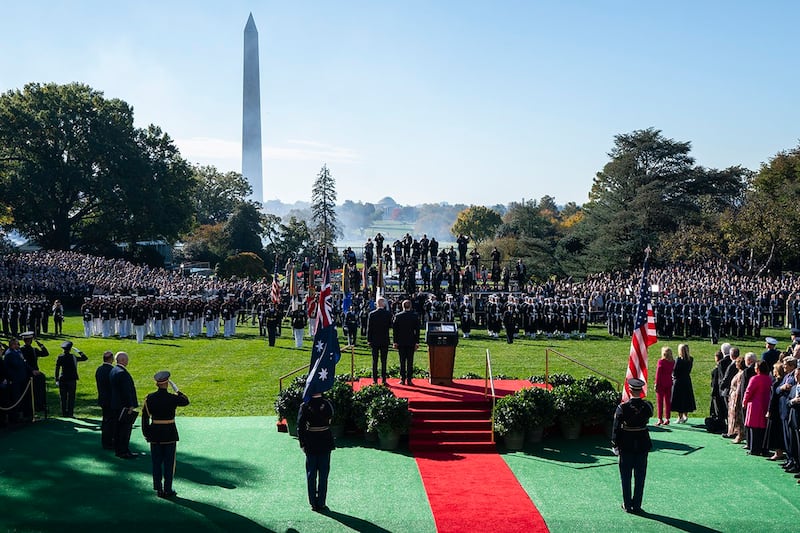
611,378,653,514
110,351,139,459
367,297,392,385
95,351,115,449
142,371,190,498
392,299,420,386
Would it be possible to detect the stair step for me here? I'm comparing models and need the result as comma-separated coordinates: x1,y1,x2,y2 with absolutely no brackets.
410,441,497,453
409,400,491,411
413,419,491,431
411,408,491,421
411,429,493,442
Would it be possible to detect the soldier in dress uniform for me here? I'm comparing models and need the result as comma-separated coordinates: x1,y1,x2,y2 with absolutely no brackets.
141,371,190,498
54,340,88,418
297,391,335,513
611,378,653,514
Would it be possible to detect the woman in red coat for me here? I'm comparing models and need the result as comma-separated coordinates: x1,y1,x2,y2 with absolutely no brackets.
655,346,675,426
743,360,772,456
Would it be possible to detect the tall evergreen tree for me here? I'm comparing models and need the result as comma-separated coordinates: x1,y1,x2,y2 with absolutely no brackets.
310,164,340,252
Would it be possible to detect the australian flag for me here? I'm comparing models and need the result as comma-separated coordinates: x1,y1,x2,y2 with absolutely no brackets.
303,255,341,402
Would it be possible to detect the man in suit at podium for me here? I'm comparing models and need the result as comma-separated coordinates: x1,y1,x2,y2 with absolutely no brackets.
393,299,420,386
367,297,392,385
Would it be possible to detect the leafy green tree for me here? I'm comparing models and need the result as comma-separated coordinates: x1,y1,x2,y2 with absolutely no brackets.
223,201,266,258
192,165,252,225
577,128,745,271
181,223,227,266
0,82,194,250
217,252,267,279
721,146,800,273
451,205,502,243
267,215,313,262
311,164,341,251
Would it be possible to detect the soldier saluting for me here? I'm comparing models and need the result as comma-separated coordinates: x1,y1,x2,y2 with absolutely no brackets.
142,371,190,498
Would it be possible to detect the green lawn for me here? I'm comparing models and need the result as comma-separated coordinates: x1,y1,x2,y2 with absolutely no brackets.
25,315,783,420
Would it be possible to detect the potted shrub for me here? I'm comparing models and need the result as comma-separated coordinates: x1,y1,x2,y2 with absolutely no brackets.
575,376,615,395
274,384,305,437
519,386,556,443
552,383,594,439
493,392,527,450
352,383,395,439
366,395,411,450
328,379,355,438
548,372,576,388
588,389,622,437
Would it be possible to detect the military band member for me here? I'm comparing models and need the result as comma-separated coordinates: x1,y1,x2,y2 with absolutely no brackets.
142,371,190,498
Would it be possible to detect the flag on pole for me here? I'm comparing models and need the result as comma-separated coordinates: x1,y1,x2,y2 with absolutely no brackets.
271,263,281,305
621,252,657,402
303,255,340,402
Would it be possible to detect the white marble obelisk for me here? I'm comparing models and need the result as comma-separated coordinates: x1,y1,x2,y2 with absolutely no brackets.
242,13,263,204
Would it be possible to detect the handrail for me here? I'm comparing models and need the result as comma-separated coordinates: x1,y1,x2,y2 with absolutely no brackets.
278,365,310,391
484,349,497,443
545,348,622,391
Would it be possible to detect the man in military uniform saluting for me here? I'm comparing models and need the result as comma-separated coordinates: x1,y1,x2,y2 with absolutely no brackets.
142,371,190,498
612,378,653,514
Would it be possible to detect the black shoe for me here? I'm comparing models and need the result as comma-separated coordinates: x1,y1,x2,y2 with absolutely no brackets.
785,467,800,473
621,504,631,513
794,473,800,479
319,505,330,513
630,508,645,515
117,453,137,459
407,379,415,386
721,433,734,439
162,489,177,498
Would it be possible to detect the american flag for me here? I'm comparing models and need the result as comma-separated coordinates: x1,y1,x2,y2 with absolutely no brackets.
621,254,658,402
271,263,281,305
303,255,340,402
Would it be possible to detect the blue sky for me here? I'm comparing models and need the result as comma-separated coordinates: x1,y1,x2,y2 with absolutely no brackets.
1,1,798,207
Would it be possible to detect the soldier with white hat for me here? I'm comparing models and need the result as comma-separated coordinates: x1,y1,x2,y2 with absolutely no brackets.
142,371,189,498
611,378,653,514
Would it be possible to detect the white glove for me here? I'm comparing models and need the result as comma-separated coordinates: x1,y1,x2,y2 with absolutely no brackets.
169,380,179,393
612,447,620,456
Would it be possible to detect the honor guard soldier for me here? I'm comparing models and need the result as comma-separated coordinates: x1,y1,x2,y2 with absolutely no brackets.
54,341,88,418
297,391,335,513
612,378,653,514
142,371,190,498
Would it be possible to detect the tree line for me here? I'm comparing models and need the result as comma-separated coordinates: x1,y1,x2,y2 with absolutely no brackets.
1,82,798,280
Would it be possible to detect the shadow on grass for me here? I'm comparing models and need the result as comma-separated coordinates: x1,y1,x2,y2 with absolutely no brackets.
637,511,723,533
499,434,618,469
324,509,394,533
0,418,264,530
171,496,276,532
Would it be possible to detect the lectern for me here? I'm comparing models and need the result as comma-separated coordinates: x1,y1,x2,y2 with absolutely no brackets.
426,322,459,385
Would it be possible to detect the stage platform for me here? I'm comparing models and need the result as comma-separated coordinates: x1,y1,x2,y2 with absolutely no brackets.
351,377,534,402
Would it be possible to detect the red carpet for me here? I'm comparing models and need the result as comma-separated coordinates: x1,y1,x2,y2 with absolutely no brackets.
352,379,549,531
415,451,549,533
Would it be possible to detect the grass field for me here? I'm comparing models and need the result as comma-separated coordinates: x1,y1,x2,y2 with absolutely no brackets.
19,314,787,420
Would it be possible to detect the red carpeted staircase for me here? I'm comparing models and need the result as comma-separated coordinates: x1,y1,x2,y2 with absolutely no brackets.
409,398,496,453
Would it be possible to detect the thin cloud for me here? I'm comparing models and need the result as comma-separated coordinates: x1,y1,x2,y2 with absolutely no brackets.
174,137,360,164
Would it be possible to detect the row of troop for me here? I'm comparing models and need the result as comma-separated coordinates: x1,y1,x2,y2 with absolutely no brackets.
80,295,242,341
0,297,64,337
605,298,770,341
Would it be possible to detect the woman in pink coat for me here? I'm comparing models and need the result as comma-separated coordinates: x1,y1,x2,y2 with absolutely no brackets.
742,360,772,456
655,346,675,425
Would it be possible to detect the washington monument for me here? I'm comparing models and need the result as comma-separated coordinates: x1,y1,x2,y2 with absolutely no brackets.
242,13,263,204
